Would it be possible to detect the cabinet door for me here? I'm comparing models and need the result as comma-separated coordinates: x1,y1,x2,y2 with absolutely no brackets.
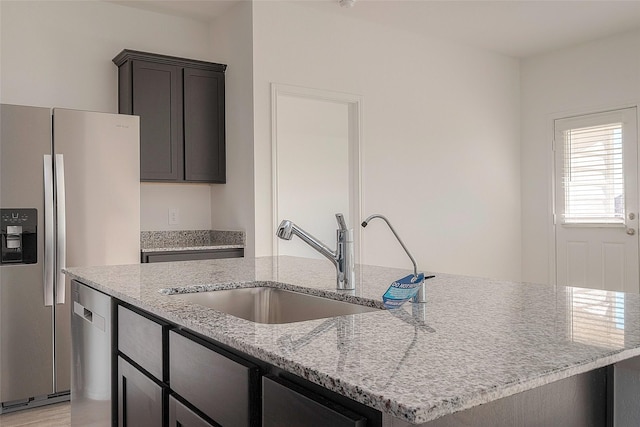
133,60,182,181
118,356,164,427
169,395,216,427
183,68,225,183
263,375,367,427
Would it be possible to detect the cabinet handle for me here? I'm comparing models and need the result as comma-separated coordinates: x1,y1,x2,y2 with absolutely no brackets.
73,301,106,331
122,376,128,427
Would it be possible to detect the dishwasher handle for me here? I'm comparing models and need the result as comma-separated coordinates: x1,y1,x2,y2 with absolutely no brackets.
73,301,106,332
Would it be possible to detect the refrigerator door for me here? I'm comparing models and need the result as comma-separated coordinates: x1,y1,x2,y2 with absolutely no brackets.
0,105,55,406
53,108,140,394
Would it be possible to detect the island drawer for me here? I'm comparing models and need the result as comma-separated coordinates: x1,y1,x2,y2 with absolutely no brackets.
169,394,216,427
169,330,260,427
262,375,367,427
117,304,168,381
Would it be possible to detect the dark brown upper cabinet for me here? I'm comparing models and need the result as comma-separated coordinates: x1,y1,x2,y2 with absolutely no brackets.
113,50,227,183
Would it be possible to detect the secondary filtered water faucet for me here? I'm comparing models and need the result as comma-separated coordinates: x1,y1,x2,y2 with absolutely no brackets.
361,213,426,303
276,213,355,291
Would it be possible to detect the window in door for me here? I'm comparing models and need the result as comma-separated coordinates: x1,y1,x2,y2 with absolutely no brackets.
560,122,624,225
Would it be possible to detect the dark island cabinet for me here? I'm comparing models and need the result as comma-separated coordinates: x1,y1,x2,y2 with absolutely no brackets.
169,330,260,427
169,395,216,427
111,298,378,427
263,375,367,427
116,305,170,427
113,50,226,183
117,356,164,427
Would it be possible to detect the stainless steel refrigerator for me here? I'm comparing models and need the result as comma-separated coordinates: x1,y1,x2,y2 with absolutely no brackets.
0,104,140,413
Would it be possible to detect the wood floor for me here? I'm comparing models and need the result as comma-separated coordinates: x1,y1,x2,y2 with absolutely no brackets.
0,402,70,427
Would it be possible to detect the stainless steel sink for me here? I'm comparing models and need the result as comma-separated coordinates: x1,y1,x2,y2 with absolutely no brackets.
173,287,380,324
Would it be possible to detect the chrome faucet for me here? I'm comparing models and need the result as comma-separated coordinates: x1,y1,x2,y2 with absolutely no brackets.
276,213,355,290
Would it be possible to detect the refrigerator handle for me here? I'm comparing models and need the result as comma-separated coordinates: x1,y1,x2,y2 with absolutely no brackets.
44,155,54,307
55,154,67,304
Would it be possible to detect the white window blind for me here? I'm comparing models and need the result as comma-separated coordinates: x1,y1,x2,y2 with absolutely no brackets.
561,122,624,224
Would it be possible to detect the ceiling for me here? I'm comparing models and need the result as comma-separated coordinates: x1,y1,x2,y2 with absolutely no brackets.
108,0,241,21
107,1,640,58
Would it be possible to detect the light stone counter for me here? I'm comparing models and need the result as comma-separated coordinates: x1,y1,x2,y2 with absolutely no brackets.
141,244,244,252
140,230,245,253
64,256,640,424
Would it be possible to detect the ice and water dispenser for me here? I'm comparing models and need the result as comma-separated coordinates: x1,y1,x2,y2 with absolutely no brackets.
0,209,37,264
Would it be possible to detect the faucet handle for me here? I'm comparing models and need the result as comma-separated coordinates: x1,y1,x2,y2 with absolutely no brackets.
335,213,348,230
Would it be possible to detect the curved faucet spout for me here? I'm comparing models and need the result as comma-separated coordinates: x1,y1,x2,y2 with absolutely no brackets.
361,213,427,304
361,214,418,278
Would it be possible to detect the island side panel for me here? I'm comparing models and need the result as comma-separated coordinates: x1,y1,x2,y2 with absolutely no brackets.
613,355,640,426
383,367,608,427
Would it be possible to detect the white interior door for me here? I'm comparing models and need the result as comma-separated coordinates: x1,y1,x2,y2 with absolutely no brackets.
555,107,639,293
272,84,362,260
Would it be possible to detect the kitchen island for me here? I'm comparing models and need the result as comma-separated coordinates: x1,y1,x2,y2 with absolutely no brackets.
64,256,640,426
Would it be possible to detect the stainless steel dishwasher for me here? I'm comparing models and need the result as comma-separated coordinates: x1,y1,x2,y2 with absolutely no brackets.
70,280,113,426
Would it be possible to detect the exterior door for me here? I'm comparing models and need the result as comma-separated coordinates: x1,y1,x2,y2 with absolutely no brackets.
554,107,639,293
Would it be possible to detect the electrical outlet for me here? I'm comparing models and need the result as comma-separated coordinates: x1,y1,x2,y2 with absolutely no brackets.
168,208,179,225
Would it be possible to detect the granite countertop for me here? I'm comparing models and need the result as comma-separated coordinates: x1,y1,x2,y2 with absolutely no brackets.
63,256,640,424
141,244,244,253
140,230,245,253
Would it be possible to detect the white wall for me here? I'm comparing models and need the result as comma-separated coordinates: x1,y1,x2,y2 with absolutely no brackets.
1,1,526,279
252,2,522,280
521,29,640,285
0,0,213,231
140,183,212,231
208,1,256,255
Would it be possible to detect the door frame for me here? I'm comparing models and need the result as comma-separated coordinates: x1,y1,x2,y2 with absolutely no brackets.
270,83,364,262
